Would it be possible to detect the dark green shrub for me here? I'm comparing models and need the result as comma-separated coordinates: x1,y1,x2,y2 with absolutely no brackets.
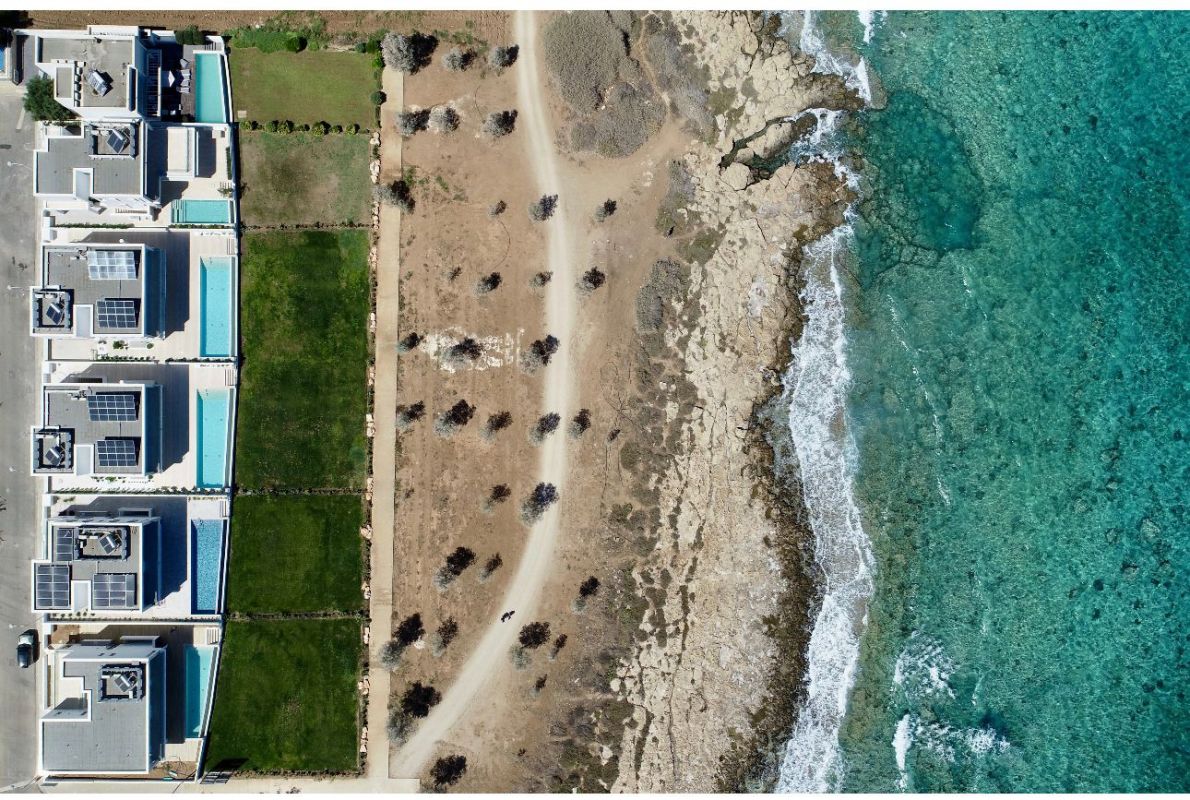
23,76,74,123
175,25,206,46
370,90,386,106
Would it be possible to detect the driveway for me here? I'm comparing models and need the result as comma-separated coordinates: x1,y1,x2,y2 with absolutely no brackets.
0,83,44,791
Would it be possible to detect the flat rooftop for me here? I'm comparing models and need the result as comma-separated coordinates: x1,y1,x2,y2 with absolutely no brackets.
35,123,144,198
38,34,136,110
35,383,152,475
34,245,149,335
42,639,164,774
33,515,157,612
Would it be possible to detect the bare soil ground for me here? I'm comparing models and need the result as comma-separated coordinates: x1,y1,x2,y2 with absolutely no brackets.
384,11,717,791
383,9,554,764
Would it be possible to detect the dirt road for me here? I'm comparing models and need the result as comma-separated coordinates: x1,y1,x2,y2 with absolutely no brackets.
391,9,578,779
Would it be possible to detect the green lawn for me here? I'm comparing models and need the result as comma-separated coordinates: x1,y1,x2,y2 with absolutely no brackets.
240,131,372,227
227,494,364,614
235,229,369,490
230,47,377,127
204,619,361,774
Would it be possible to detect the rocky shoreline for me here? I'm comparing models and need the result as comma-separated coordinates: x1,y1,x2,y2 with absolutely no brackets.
598,12,862,791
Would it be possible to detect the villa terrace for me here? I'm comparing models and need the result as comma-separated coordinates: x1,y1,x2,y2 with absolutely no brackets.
40,638,167,776
32,379,160,480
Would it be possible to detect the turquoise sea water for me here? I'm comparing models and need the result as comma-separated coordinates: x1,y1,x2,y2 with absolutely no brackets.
814,11,1189,792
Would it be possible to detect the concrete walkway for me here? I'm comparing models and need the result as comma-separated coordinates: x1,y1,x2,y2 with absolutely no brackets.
366,66,405,788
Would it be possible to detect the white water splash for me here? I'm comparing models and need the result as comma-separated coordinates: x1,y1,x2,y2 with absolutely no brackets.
796,10,874,104
890,637,1010,791
775,226,876,792
893,633,956,701
858,10,888,44
893,714,913,790
773,9,880,794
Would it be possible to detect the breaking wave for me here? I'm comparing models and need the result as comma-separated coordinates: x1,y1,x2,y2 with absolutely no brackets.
775,9,877,793
774,225,874,792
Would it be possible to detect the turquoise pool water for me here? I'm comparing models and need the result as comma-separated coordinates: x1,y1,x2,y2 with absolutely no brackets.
200,257,234,357
173,199,232,226
184,645,217,737
196,389,232,489
778,11,1189,792
191,518,225,614
194,52,228,124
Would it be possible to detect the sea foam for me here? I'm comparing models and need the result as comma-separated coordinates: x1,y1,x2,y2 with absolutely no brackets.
774,10,877,793
774,225,875,793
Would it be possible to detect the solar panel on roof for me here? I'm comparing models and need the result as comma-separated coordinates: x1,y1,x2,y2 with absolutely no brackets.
87,249,138,280
95,298,138,330
45,301,66,325
92,573,136,609
54,527,77,562
106,129,129,154
35,564,71,609
96,438,138,468
87,392,138,421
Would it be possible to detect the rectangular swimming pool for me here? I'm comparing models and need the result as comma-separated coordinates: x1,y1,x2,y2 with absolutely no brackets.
184,645,218,737
191,518,226,614
197,388,232,488
173,199,232,225
200,257,235,357
194,52,229,124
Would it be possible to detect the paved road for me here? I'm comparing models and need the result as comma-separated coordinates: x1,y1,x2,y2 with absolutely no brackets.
0,84,44,791
391,10,579,778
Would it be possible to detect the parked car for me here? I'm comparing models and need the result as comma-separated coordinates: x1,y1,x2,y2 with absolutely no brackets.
16,630,36,669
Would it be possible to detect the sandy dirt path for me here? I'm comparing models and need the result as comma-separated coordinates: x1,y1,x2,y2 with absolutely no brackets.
391,9,577,779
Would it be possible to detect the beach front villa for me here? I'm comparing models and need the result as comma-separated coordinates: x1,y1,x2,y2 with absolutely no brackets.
39,639,168,776
20,25,232,124
34,118,236,226
20,23,240,784
31,494,229,621
32,362,237,493
34,229,239,362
